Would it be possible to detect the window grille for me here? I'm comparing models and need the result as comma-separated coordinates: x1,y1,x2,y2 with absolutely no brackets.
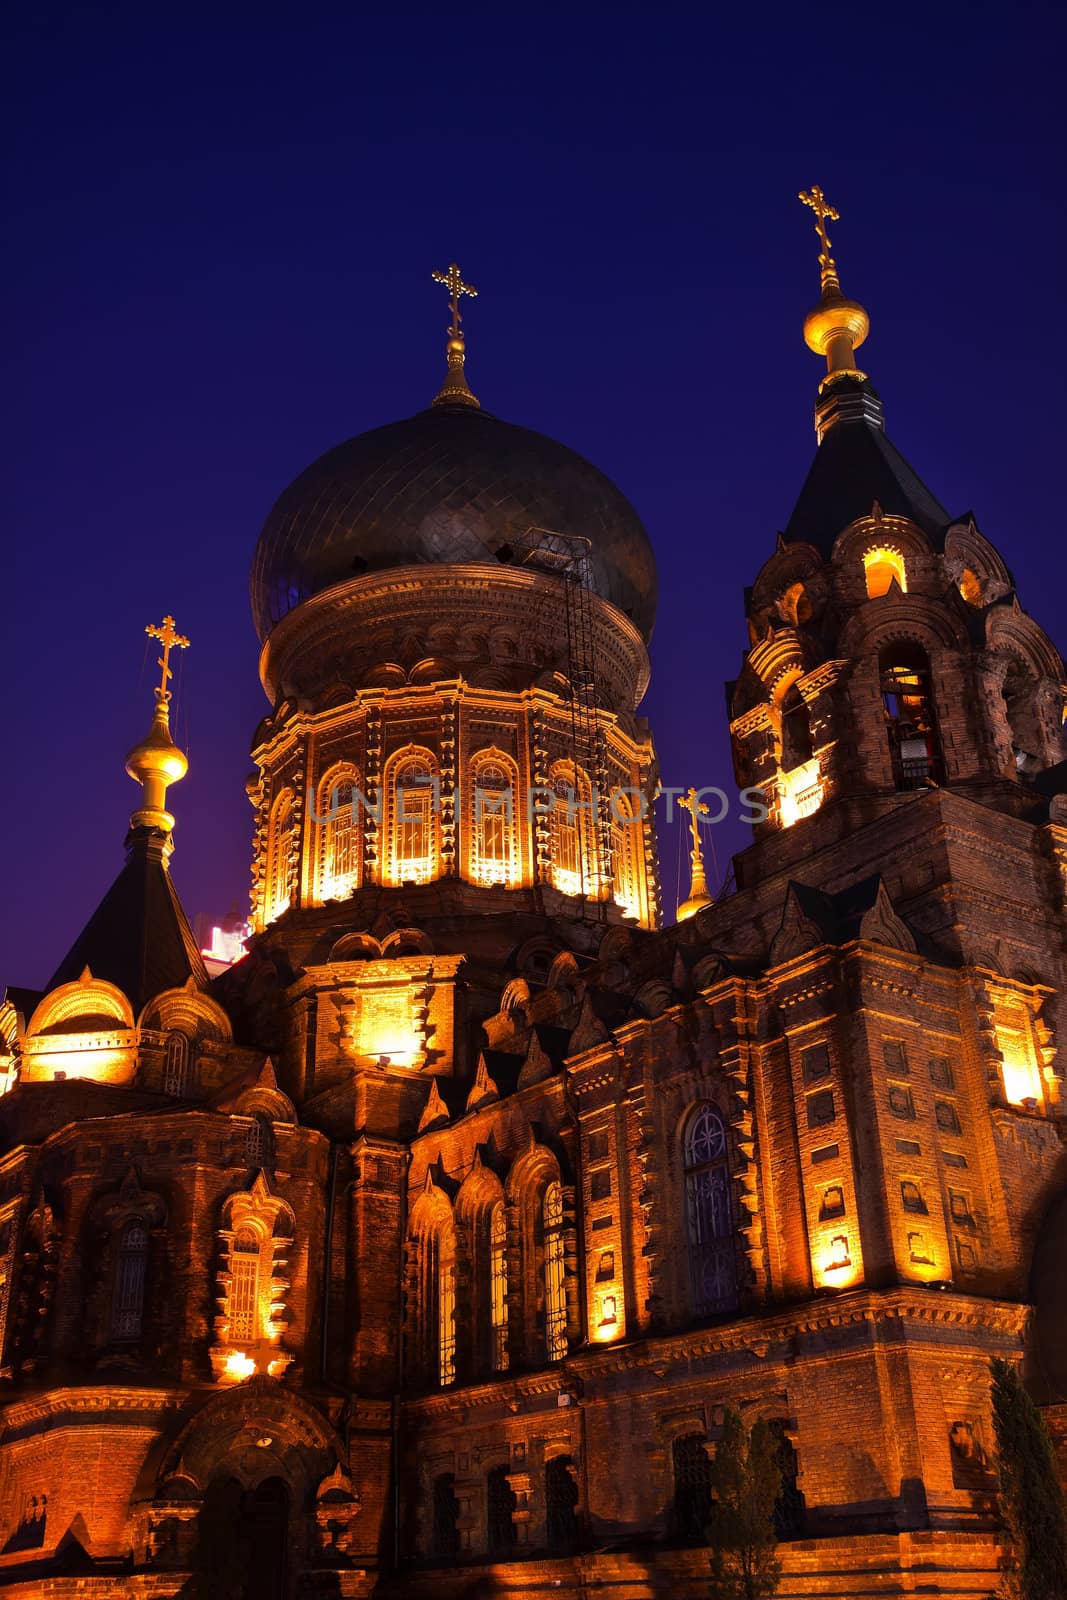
683,1104,737,1316
543,1181,567,1361
489,1202,509,1372
229,1228,260,1343
111,1220,148,1340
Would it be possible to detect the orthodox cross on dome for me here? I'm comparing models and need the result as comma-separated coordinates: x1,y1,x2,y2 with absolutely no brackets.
430,260,480,409
145,614,190,705
432,261,478,339
676,787,714,922
798,184,841,294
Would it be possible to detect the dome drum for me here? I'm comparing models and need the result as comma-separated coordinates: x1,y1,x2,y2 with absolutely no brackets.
258,562,651,714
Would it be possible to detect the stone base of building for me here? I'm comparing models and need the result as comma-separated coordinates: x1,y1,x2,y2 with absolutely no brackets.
380,1531,1005,1598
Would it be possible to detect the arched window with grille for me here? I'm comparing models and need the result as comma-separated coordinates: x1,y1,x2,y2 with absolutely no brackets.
489,1201,509,1372
264,789,294,923
437,1231,457,1387
469,752,519,888
163,1031,189,1097
229,1227,261,1344
542,1180,567,1361
111,1219,148,1341
316,764,362,901
548,761,596,898
385,748,439,886
672,1433,712,1540
683,1104,737,1317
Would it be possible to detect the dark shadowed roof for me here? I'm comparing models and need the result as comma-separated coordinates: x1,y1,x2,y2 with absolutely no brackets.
48,829,207,1012
250,402,658,643
785,405,950,554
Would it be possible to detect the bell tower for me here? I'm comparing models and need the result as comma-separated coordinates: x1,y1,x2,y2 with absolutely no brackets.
729,189,1067,863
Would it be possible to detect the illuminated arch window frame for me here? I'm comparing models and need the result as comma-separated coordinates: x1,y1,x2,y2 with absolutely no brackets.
610,788,646,921
264,788,295,925
314,761,362,903
547,759,599,899
993,992,1045,1109
383,746,440,887
468,748,521,889
863,545,908,599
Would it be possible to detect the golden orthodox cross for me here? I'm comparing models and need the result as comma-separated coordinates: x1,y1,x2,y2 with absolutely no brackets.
145,613,190,702
798,185,840,278
432,261,478,338
677,786,709,863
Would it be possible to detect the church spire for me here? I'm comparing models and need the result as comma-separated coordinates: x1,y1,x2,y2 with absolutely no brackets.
797,186,882,441
125,613,190,852
431,260,480,409
676,787,715,922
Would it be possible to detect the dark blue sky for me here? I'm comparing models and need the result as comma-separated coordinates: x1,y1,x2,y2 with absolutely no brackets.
3,3,1065,988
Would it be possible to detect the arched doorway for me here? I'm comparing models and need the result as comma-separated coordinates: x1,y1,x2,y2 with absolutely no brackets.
190,1475,290,1600
243,1478,289,1600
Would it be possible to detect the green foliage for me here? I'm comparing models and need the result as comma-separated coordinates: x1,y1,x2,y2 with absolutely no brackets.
706,1408,783,1600
990,1356,1067,1600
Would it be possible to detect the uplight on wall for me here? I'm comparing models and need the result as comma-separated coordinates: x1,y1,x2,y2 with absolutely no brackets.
779,758,824,828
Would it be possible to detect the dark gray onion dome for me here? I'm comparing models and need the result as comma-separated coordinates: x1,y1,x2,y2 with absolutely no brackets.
250,404,658,643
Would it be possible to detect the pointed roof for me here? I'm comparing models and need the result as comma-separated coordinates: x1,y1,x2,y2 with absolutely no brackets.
785,396,950,555
48,828,207,1012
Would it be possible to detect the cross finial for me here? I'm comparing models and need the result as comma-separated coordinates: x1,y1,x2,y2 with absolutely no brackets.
676,787,715,922
432,261,478,340
145,614,190,704
430,260,480,408
798,185,841,293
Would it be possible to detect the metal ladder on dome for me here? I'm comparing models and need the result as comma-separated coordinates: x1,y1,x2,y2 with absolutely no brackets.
500,527,610,912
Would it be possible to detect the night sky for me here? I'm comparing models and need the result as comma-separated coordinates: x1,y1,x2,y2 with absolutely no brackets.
4,4,1065,990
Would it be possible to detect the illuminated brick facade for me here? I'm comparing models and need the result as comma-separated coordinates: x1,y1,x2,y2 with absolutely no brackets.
0,246,1066,1599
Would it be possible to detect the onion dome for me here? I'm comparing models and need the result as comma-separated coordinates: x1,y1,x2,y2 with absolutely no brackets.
250,404,658,645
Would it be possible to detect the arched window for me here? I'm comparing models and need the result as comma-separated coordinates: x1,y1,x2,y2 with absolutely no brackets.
863,546,907,598
229,1227,261,1344
489,1201,509,1372
780,683,815,772
431,1473,460,1557
542,1180,567,1361
111,1219,148,1340
438,1232,457,1387
610,791,644,921
264,790,294,923
672,1433,712,1540
386,750,439,886
770,1423,806,1539
880,643,941,788
1002,659,1043,775
163,1031,189,1097
683,1104,737,1317
316,765,361,901
469,754,519,888
548,761,596,898
545,1456,579,1550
